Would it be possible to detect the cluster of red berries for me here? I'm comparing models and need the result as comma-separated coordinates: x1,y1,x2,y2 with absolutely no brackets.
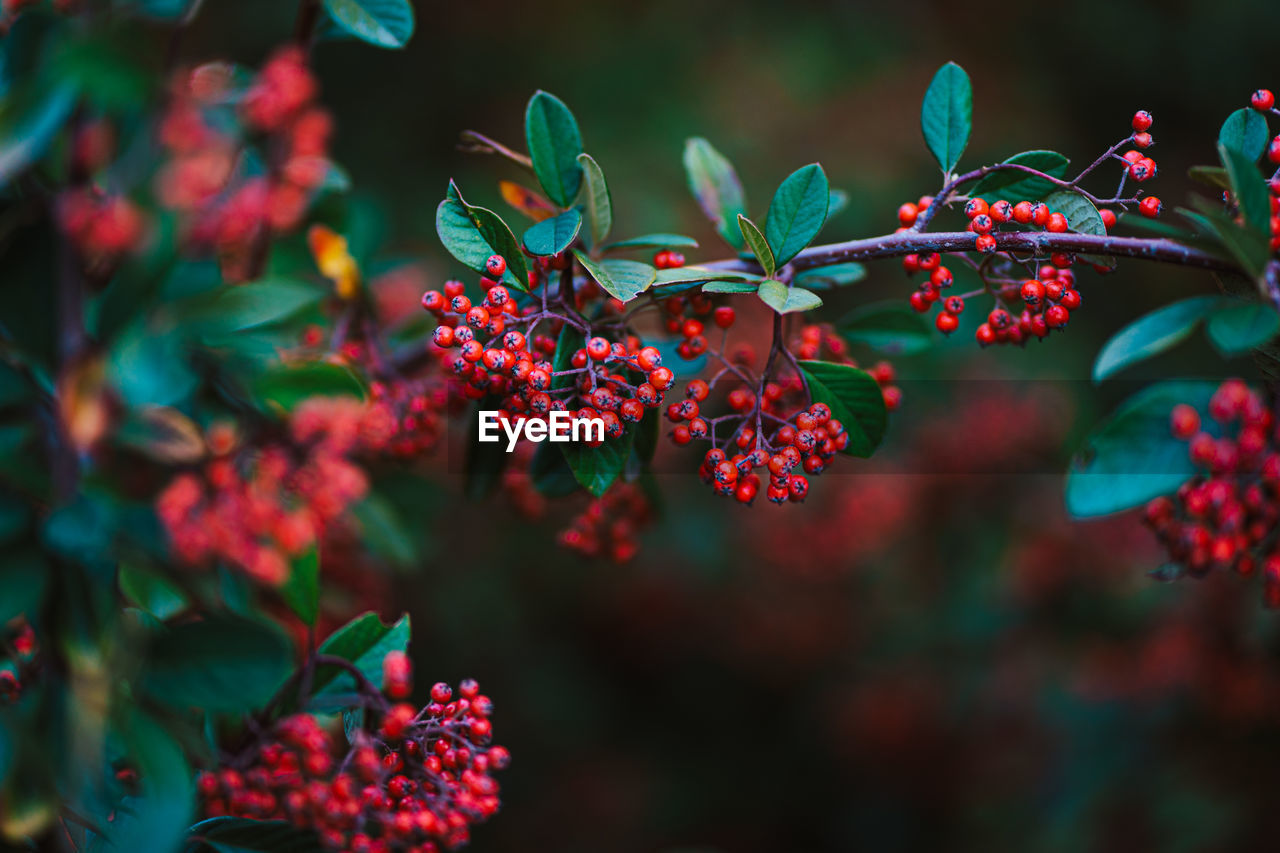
56,188,146,271
423,255,677,442
907,253,1083,347
790,323,901,411
653,249,686,269
199,666,507,851
1143,380,1280,604
558,482,653,563
364,379,449,459
156,47,332,280
656,287,736,361
0,622,36,705
156,406,376,585
669,324,896,505
1250,88,1280,166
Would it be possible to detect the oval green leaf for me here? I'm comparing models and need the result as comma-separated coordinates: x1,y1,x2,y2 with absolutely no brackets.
796,360,887,457
838,301,933,355
601,233,699,252
1066,380,1218,517
1206,301,1280,356
764,163,829,266
525,91,583,207
435,180,530,290
1218,108,1269,161
1093,295,1222,381
522,208,582,257
737,214,775,278
575,153,612,248
684,137,747,249
756,279,822,314
1042,189,1106,236
322,0,414,48
1218,141,1271,234
920,62,972,173
573,251,656,303
971,150,1069,202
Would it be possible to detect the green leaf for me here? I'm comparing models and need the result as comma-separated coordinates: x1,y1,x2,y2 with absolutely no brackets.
311,612,410,701
827,189,849,219
525,91,584,207
683,137,747,249
756,279,821,314
700,280,760,294
195,279,323,332
838,301,933,355
119,564,187,621
573,251,656,303
575,153,612,248
551,324,584,392
1218,142,1271,234
1218,108,1269,161
971,150,1069,202
1042,189,1106,236
1206,301,1280,356
794,262,867,289
280,549,319,627
1180,201,1270,278
920,62,972,173
522,208,582,257
321,0,414,48
351,494,416,566
530,442,581,497
737,215,775,278
0,549,47,624
250,362,365,413
112,709,195,853
464,400,507,501
108,321,198,408
435,180,530,290
560,426,635,497
601,233,699,252
1093,295,1222,381
140,615,293,713
652,266,758,287
0,84,76,187
185,817,325,853
764,163,830,266
796,360,887,457
1066,380,1217,517
1188,165,1232,191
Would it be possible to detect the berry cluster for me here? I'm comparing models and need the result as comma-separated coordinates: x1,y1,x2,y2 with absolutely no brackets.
1250,88,1280,168
56,188,146,271
655,285,736,361
199,667,507,851
422,255,674,441
558,482,653,563
668,324,897,506
156,47,332,281
1143,380,1280,604
155,404,380,585
906,251,1084,346
0,621,36,705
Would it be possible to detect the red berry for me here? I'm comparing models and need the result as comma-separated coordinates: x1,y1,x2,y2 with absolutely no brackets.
1045,212,1068,233
1132,110,1153,131
964,198,989,219
974,233,997,254
1139,196,1163,218
1012,201,1034,224
713,306,736,328
1170,404,1201,439
1044,304,1069,328
484,254,507,278
935,312,959,334
1251,89,1275,111
897,202,919,225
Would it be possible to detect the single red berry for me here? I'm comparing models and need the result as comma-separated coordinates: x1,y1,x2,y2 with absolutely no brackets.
975,323,995,346
935,312,959,334
484,254,507,278
1251,89,1275,111
1099,209,1117,230
975,233,997,254
1132,110,1153,131
964,198,989,219
1171,404,1201,439
1021,280,1044,305
897,202,919,226
1030,203,1050,226
432,326,455,348
586,337,611,360
990,200,1013,222
1045,212,1068,233
1012,201,1034,224
1133,132,1153,149
713,306,736,328
943,295,964,314
1139,196,1163,218
1059,289,1082,310
1045,304,1070,328
636,346,662,371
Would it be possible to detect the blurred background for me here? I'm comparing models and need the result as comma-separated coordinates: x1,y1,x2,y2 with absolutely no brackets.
175,1,1280,849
